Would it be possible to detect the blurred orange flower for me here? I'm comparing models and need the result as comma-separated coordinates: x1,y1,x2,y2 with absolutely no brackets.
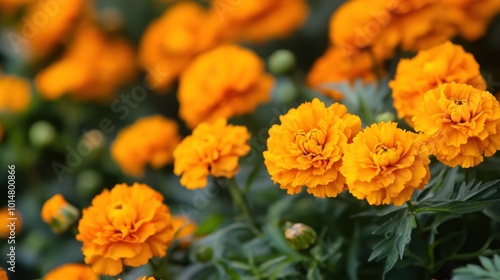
77,183,174,276
390,41,486,126
174,118,250,189
263,98,362,198
308,47,383,100
0,0,33,13
36,23,136,102
0,74,31,113
138,1,220,92
172,215,197,248
341,122,430,206
111,115,181,177
41,194,79,234
0,207,22,239
443,0,500,41
213,0,308,43
0,267,7,280
44,263,98,280
22,0,87,59
178,45,273,128
413,83,500,168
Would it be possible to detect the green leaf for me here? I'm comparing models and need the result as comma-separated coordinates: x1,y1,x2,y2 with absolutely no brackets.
195,214,224,236
452,255,500,280
416,200,500,214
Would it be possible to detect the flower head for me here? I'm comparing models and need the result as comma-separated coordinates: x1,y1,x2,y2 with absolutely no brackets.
44,264,98,280
0,267,7,280
111,115,181,177
36,23,136,102
413,83,500,168
340,122,431,206
76,183,174,276
0,207,22,239
178,45,273,128
263,98,362,198
139,2,220,92
174,118,251,189
390,41,486,125
0,74,31,113
213,0,308,43
41,194,79,234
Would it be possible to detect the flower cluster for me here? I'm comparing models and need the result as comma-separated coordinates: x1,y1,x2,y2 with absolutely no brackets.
76,183,174,276
111,115,181,177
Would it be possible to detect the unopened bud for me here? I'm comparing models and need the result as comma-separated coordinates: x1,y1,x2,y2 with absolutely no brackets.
41,194,79,234
269,50,296,75
285,222,317,251
375,112,396,123
195,245,213,262
29,121,56,147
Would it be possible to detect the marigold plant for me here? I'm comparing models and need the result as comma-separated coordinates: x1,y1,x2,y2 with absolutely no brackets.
174,118,251,189
41,194,79,234
413,83,500,168
263,98,362,198
340,122,430,206
76,183,174,276
44,263,98,280
111,115,181,177
390,41,486,126
178,45,274,128
0,74,31,113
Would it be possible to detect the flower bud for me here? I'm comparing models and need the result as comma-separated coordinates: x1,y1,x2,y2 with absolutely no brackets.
29,120,56,147
195,245,213,262
41,194,79,234
269,49,296,75
284,222,317,251
375,112,396,123
273,79,299,103
76,169,103,197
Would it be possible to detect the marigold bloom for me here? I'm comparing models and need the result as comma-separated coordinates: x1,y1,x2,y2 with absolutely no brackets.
172,215,197,248
178,45,273,128
111,115,181,177
0,267,7,280
263,98,362,198
0,208,22,239
41,194,79,234
308,47,382,100
443,0,500,41
0,0,32,13
44,264,98,280
0,74,31,113
76,183,174,276
174,118,251,189
413,83,500,168
213,0,308,43
22,0,87,59
36,23,136,102
390,41,486,126
340,122,430,206
138,2,220,92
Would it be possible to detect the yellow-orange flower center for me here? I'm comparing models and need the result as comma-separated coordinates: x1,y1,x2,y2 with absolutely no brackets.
447,98,473,123
108,201,138,239
372,143,401,168
295,129,326,156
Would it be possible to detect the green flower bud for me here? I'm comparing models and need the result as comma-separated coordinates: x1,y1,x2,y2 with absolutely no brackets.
274,79,299,103
76,169,103,197
285,222,317,251
269,50,296,75
195,245,213,262
375,112,396,123
29,121,56,147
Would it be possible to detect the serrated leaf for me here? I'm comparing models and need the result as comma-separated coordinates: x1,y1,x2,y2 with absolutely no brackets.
494,255,500,271
307,265,322,280
452,255,500,280
416,200,500,214
479,256,497,273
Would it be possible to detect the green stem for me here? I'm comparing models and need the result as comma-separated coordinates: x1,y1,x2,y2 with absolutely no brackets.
406,201,432,279
464,168,469,184
227,179,260,234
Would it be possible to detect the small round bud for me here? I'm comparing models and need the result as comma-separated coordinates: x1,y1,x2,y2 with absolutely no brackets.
273,79,299,103
76,169,103,197
375,112,396,123
195,245,213,262
269,50,296,75
29,121,56,147
285,222,317,251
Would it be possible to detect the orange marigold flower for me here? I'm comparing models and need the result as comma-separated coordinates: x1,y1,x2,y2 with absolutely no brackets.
413,83,500,168
138,2,220,92
263,98,362,198
0,74,31,113
178,45,273,128
44,264,98,280
22,0,87,59
0,0,33,13
172,215,197,248
174,118,251,189
0,267,7,280
0,207,22,239
41,194,79,234
213,0,308,43
308,47,383,100
390,41,486,126
111,115,181,177
76,183,174,276
443,0,500,41
36,23,136,102
340,122,430,206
